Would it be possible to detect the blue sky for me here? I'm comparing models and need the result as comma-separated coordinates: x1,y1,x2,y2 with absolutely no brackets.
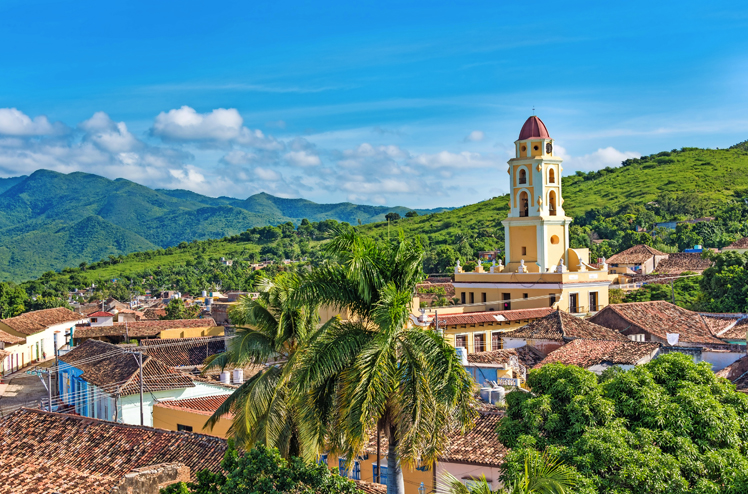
0,0,746,208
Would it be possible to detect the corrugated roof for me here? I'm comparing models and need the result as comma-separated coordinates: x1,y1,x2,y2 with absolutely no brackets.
0,408,227,493
505,310,629,341
1,307,86,335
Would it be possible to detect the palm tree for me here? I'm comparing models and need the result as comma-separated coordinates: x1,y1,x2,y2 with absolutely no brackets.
440,451,576,494
203,272,329,458
293,228,478,494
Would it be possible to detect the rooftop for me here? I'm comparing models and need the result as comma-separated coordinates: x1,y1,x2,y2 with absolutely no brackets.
505,310,629,342
155,395,230,417
724,237,748,250
73,317,218,339
652,252,713,274
607,244,667,265
0,328,25,345
467,346,545,368
0,307,86,335
518,115,550,141
590,301,726,346
140,336,227,367
87,311,114,317
429,308,555,328
0,408,227,493
60,339,194,396
534,339,661,369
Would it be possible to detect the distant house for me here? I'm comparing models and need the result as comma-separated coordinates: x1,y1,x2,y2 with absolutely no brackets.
58,340,232,426
501,310,628,355
464,346,545,386
73,317,223,344
723,237,748,254
0,329,26,375
0,308,88,371
716,355,748,393
606,244,668,275
534,339,661,374
0,408,228,494
154,395,234,437
87,311,114,327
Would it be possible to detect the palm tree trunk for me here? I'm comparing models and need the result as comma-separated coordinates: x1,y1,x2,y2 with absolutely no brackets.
386,423,405,494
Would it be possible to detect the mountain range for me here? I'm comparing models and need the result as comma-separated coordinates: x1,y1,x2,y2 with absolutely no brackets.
0,169,447,281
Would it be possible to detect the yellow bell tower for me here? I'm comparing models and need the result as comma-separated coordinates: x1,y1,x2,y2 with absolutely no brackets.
502,116,572,273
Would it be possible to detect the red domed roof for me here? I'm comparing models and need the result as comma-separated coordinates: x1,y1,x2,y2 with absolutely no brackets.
518,116,550,140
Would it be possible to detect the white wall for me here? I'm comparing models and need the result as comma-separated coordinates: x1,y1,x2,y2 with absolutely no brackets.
435,462,502,492
119,382,232,426
702,351,745,371
502,338,526,349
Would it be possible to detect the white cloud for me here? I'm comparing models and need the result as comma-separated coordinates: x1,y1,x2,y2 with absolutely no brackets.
464,130,485,142
254,167,282,181
409,150,499,169
81,112,142,153
556,145,640,171
0,108,61,136
284,150,321,167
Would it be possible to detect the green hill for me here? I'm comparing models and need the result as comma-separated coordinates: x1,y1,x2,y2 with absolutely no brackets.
0,169,448,280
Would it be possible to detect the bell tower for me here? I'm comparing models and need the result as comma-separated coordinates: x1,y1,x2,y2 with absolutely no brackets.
502,116,572,273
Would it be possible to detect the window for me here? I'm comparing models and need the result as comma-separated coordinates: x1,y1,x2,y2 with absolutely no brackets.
460,292,466,304
549,191,557,216
589,292,598,311
492,332,502,350
519,191,529,217
317,454,328,466
481,292,487,303
337,459,361,480
91,318,97,323
569,293,579,314
469,292,475,304
518,168,527,184
523,293,528,299
474,333,485,353
455,335,467,348
521,246,527,256
373,465,388,485
502,293,511,311
549,168,555,183
549,294,556,307
550,235,559,245
177,424,193,432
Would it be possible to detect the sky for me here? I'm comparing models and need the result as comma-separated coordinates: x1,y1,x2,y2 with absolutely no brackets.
0,0,747,209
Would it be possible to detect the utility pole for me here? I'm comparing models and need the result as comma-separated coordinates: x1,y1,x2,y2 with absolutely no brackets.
138,352,144,426
45,369,52,412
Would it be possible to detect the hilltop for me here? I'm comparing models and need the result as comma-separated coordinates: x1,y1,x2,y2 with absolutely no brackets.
0,170,447,280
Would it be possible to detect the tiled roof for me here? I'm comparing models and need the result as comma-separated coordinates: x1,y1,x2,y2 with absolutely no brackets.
652,253,713,274
590,302,726,346
140,336,227,367
505,310,628,342
87,311,113,317
0,408,227,493
534,339,661,369
74,317,218,338
60,340,194,396
607,244,667,265
467,346,545,368
430,308,555,327
716,355,748,382
698,313,748,340
75,303,102,315
724,237,748,250
354,480,387,494
0,328,24,345
156,395,230,417
363,412,507,467
0,307,86,335
142,308,167,320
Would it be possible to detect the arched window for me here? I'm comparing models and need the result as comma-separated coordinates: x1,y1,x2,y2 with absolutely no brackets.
519,191,529,217
549,168,555,184
518,168,527,185
549,190,557,216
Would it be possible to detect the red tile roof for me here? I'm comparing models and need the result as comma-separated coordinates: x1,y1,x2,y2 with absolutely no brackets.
607,244,667,265
716,354,748,382
0,328,24,345
156,395,230,416
142,308,167,320
60,340,194,396
534,339,661,369
518,115,550,140
87,311,114,317
505,310,629,342
0,307,86,335
589,302,726,346
140,336,227,367
430,308,555,327
724,237,748,250
73,317,218,338
467,346,545,368
0,408,227,493
355,480,387,494
652,253,713,274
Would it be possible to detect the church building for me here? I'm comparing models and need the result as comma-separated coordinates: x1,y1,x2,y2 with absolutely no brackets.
453,116,613,314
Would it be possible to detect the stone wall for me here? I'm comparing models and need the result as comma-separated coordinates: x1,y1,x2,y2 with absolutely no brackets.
111,463,190,494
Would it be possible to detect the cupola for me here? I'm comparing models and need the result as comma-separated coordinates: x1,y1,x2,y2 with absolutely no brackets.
518,116,550,140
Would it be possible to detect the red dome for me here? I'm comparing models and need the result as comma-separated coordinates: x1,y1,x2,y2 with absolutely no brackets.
518,116,550,140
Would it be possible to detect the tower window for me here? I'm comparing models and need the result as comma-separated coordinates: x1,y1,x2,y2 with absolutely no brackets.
549,168,555,184
533,145,539,151
519,191,529,217
521,246,527,256
521,145,526,153
518,169,527,185
549,191,557,216
523,293,529,299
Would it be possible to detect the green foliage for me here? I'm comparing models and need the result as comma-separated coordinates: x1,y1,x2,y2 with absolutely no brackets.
162,298,201,320
0,282,28,318
161,442,363,494
497,354,748,493
385,212,401,221
698,251,748,313
623,272,702,309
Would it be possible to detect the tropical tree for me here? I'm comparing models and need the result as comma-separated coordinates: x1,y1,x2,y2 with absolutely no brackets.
292,227,478,494
440,450,576,494
203,272,330,458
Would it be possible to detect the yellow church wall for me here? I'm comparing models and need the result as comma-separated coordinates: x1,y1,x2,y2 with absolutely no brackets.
152,405,232,438
158,326,224,339
530,140,543,157
546,224,566,265
508,226,538,263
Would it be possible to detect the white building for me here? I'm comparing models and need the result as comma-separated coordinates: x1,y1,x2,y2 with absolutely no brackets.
0,307,88,373
87,311,114,327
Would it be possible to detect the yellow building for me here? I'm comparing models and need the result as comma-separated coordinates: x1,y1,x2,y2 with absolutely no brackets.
453,116,613,314
153,395,234,437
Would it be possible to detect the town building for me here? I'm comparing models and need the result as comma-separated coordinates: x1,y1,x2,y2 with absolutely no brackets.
533,338,661,374
606,244,668,276
452,116,613,315
0,408,228,494
153,394,234,437
722,237,748,254
0,307,88,372
463,346,545,387
58,339,232,426
72,317,223,344
0,328,26,375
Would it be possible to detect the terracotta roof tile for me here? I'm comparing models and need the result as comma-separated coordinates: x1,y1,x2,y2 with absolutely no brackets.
0,328,24,345
652,253,713,274
505,310,628,341
87,311,113,317
716,354,748,381
60,340,194,396
354,480,388,494
467,346,545,368
142,308,167,320
156,395,230,417
140,336,227,367
430,308,555,327
534,339,661,369
607,244,667,265
702,315,748,341
1,307,86,335
74,317,218,338
0,408,227,493
724,237,748,250
590,301,726,346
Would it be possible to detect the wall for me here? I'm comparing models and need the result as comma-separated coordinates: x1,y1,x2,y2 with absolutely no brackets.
702,351,745,371
0,319,86,371
434,462,502,492
120,382,232,426
152,405,232,438
443,320,527,354
324,452,433,494
508,226,538,266
158,326,224,339
111,463,190,494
